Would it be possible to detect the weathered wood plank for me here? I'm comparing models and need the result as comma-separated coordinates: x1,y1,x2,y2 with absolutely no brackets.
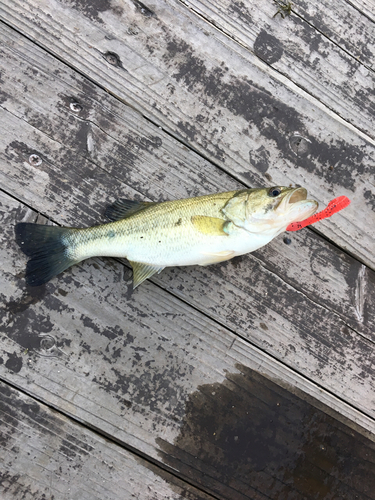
181,0,375,135
156,365,375,500
1,17,375,497
1,0,374,269
288,0,375,70
0,237,375,500
1,21,374,345
1,112,375,429
0,22,374,421
2,189,375,496
347,0,375,23
252,231,375,341
0,24,239,210
0,382,215,500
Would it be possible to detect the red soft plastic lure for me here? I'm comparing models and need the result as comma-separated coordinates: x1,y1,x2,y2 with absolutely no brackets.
286,196,351,232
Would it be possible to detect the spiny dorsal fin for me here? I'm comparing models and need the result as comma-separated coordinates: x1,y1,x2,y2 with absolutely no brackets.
191,216,228,236
129,261,165,289
105,199,156,221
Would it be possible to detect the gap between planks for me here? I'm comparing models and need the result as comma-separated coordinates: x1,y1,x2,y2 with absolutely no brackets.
2,181,373,357
0,76,375,428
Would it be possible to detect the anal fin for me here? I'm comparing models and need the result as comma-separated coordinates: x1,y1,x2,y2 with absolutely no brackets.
129,261,165,289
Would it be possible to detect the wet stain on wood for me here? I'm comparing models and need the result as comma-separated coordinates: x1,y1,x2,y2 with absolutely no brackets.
254,30,284,65
157,364,375,499
1,8,375,498
60,0,123,24
4,352,23,373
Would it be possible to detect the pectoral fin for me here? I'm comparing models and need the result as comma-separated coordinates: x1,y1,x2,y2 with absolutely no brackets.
191,216,228,236
129,261,165,288
198,250,235,266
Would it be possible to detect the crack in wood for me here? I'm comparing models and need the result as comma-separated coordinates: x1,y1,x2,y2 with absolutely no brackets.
354,264,367,323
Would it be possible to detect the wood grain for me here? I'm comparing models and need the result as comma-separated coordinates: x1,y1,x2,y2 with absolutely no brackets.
1,4,375,498
347,0,375,23
2,215,375,500
290,0,375,70
1,21,374,346
1,0,374,269
181,0,375,135
1,108,375,431
0,382,215,500
0,22,374,426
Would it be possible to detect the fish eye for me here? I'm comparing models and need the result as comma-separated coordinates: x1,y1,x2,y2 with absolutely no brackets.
268,187,282,197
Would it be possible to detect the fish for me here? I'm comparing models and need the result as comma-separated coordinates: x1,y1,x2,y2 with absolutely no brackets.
15,186,318,289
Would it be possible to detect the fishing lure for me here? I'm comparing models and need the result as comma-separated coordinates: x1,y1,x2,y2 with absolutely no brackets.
286,196,351,231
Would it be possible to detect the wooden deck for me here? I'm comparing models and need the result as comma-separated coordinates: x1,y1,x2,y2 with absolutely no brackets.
1,0,375,498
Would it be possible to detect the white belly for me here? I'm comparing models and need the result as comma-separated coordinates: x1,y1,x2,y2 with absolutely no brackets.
125,226,275,267
78,222,278,268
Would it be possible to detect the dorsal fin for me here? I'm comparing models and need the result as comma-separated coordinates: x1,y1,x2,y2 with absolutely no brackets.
105,199,156,221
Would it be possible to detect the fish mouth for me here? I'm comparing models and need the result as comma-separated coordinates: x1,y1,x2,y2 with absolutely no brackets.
277,187,318,222
286,187,308,205
276,187,307,212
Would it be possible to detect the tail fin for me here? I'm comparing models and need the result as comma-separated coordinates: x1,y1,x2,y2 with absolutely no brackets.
15,223,78,286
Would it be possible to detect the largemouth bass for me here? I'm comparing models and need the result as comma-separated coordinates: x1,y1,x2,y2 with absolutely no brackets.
15,186,318,288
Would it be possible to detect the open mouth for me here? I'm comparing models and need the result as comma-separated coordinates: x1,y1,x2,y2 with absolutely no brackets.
287,187,308,204
279,187,318,223
276,187,307,213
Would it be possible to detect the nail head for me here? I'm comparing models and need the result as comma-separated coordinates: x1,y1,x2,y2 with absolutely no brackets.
104,51,121,66
70,102,82,112
29,154,42,166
